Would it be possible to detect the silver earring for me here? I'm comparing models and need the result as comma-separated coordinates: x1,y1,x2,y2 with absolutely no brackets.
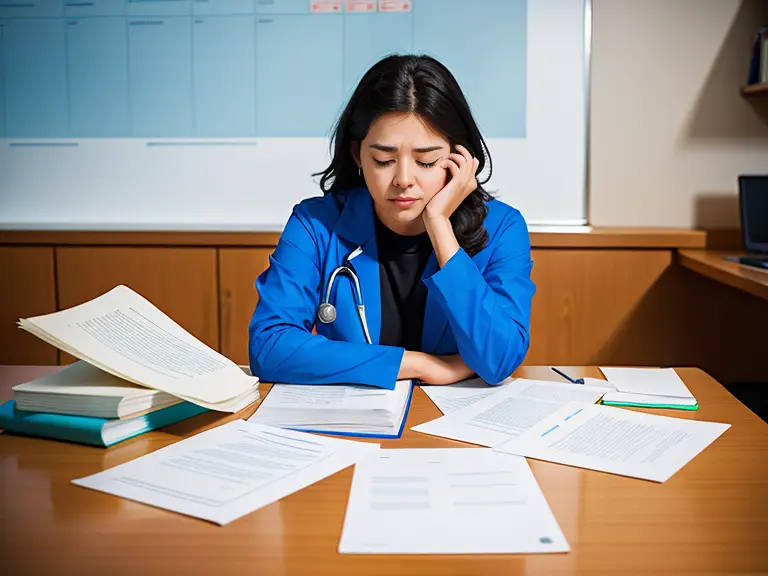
358,166,362,177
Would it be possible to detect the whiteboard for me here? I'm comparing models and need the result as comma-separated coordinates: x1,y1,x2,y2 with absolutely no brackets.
0,0,588,229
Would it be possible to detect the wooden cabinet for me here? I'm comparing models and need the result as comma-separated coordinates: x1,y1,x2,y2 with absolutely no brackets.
218,248,273,366
0,247,58,364
527,249,674,366
56,247,219,364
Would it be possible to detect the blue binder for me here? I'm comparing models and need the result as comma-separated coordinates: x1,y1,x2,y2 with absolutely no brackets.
0,400,209,447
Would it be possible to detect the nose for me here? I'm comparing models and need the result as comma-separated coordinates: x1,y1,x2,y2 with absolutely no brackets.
392,161,414,189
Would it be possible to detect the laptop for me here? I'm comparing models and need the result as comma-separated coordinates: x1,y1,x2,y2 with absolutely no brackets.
733,175,768,270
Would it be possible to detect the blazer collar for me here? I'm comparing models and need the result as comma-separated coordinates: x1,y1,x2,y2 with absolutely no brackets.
334,186,376,248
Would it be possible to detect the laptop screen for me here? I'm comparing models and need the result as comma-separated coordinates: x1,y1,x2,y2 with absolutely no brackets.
739,176,768,254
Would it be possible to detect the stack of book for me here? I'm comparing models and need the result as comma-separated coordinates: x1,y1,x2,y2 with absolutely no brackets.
0,361,211,446
0,284,261,447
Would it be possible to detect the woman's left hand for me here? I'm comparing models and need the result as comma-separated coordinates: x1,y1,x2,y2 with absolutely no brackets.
423,144,479,222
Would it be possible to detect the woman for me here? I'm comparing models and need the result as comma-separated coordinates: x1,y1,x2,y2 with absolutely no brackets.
248,55,535,389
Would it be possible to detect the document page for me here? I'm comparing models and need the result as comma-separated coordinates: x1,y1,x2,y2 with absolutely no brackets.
412,379,608,447
73,420,379,525
420,377,512,414
599,367,694,399
256,381,410,412
338,448,569,554
495,402,730,482
19,285,257,405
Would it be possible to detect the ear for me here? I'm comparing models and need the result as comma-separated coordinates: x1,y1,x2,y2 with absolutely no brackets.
350,141,361,168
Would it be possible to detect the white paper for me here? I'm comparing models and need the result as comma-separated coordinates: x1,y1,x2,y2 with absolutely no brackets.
599,367,694,399
495,402,730,483
19,285,258,406
411,379,608,447
248,381,411,435
420,377,512,414
73,420,378,525
338,448,569,554
581,377,616,389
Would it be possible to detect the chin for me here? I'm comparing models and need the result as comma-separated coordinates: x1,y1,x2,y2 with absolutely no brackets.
393,208,423,222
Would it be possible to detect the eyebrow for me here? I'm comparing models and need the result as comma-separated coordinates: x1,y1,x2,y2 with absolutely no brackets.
369,144,446,153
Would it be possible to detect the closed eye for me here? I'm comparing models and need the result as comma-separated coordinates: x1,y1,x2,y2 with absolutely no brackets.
373,158,394,167
417,160,438,168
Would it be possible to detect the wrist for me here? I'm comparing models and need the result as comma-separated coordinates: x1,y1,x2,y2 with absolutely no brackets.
424,217,459,268
398,350,428,381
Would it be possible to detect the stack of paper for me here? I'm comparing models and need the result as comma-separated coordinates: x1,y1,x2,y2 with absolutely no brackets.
495,402,730,482
12,361,183,418
412,379,609,447
599,367,698,410
249,380,413,438
73,420,379,525
18,285,260,413
338,448,569,554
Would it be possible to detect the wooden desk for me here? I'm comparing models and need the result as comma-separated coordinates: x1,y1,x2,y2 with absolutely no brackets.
678,249,768,301
1,366,767,575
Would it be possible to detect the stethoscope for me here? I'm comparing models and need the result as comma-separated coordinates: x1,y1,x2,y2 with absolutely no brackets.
316,246,373,344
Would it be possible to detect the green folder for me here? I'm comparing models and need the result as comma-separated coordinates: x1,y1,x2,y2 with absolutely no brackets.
600,399,699,411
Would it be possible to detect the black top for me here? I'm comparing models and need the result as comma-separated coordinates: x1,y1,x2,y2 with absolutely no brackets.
374,214,433,351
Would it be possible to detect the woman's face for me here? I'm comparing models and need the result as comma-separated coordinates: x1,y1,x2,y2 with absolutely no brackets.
354,112,450,236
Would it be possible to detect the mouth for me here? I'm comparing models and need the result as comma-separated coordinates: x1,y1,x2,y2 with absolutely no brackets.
390,197,420,208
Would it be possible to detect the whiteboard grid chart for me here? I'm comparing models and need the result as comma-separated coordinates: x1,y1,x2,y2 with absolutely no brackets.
0,0,588,229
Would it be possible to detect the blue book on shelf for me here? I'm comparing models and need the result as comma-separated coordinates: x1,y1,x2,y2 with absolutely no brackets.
0,400,208,447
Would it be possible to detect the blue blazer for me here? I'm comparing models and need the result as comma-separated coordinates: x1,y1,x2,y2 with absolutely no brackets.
248,186,536,389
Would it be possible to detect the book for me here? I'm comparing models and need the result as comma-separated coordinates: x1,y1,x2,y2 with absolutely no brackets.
0,399,209,447
17,285,260,413
13,360,182,419
598,367,698,410
248,380,414,438
762,29,768,84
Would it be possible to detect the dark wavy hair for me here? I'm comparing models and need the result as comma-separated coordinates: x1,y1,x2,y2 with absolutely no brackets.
314,54,493,256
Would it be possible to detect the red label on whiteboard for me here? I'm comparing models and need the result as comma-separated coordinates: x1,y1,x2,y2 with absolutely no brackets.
311,0,343,12
347,0,376,11
379,0,410,12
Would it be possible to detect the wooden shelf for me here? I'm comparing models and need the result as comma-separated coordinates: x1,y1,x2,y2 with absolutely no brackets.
0,227,707,249
742,82,768,95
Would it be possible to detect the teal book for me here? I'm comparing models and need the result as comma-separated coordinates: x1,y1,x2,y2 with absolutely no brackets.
0,400,208,447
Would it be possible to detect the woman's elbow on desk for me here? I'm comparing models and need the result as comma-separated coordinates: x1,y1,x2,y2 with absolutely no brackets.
467,330,530,386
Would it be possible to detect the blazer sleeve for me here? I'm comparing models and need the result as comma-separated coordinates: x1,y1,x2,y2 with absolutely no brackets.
248,205,404,389
422,209,535,385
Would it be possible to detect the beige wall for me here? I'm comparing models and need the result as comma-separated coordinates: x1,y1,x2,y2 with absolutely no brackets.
589,0,768,228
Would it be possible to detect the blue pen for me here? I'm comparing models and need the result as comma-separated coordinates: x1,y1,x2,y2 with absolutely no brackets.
551,367,584,385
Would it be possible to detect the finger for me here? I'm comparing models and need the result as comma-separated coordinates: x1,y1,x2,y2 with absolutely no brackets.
440,158,461,178
447,153,466,169
455,144,473,164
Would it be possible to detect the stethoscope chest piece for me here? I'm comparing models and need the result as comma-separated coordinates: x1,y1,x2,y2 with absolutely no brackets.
317,302,337,324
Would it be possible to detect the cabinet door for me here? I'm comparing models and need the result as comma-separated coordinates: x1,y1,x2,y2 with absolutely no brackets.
527,249,673,365
0,247,57,365
218,248,272,366
56,247,218,364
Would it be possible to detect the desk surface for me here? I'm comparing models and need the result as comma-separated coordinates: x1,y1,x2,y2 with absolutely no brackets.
678,249,768,301
1,366,767,576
